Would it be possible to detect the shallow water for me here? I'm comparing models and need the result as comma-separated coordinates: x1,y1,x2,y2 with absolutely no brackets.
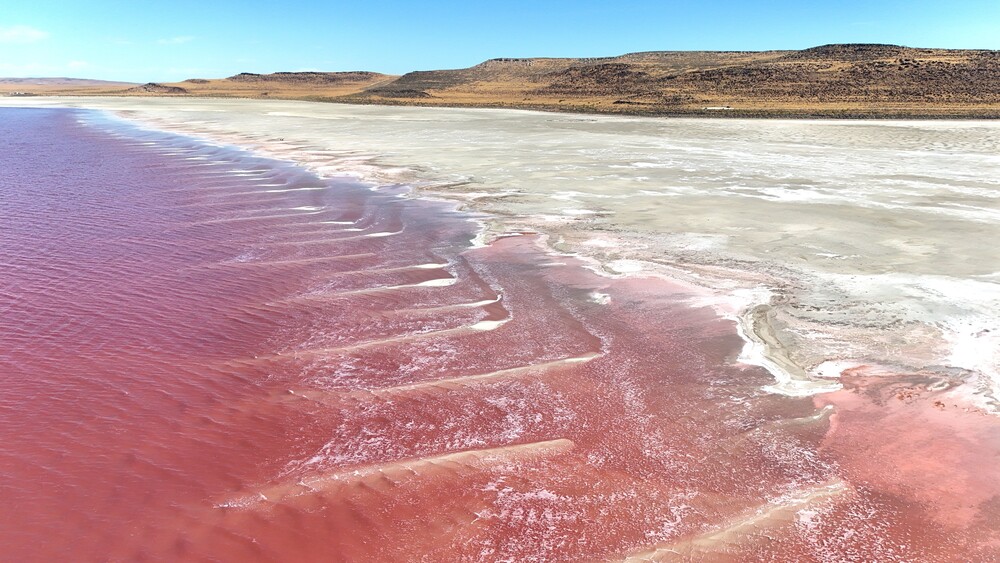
8,97,998,405
3,104,1000,561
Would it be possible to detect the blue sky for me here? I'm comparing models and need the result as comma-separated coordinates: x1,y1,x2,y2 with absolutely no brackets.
2,0,998,82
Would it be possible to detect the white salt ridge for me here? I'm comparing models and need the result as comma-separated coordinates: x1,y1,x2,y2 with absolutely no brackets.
589,291,611,305
561,208,598,216
685,285,843,397
469,220,490,248
581,238,617,248
812,360,863,380
416,278,456,287
469,318,510,331
815,271,1000,404
464,296,502,307
263,187,325,193
607,260,644,274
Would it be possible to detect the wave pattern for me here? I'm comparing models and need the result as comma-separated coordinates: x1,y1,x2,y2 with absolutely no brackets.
1,107,998,561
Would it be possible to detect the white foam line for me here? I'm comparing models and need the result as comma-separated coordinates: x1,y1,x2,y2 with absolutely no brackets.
222,439,576,508
392,295,503,315
415,278,457,287
314,263,450,277
193,253,377,270
737,318,843,397
283,276,458,302
621,480,847,562
470,223,490,248
192,211,324,224
362,353,599,395
254,314,504,361
588,291,611,305
463,296,503,307
469,318,511,331
263,187,325,193
262,232,389,246
261,227,409,245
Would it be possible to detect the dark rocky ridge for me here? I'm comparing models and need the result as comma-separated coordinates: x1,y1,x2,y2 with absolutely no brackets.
226,71,384,84
538,63,659,95
126,83,188,94
778,43,912,61
348,44,1000,115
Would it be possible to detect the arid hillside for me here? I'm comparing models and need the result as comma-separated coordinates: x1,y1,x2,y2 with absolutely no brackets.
349,44,1000,117
4,45,999,117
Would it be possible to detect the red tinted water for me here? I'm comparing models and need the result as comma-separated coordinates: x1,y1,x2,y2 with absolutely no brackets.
2,108,998,561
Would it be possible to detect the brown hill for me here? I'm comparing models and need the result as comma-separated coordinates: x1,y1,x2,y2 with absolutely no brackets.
125,83,188,94
347,44,1000,117
163,71,396,99
226,71,384,84
4,45,998,117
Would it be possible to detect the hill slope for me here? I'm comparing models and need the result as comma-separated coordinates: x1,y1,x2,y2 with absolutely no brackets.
3,45,998,117
349,45,1000,117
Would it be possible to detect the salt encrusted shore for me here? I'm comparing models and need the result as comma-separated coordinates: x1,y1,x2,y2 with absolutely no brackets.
4,99,999,559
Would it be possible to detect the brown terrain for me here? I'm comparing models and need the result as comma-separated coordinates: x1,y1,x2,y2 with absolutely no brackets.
3,44,999,117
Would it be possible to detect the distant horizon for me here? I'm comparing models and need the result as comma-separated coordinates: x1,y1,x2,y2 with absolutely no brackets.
3,0,999,82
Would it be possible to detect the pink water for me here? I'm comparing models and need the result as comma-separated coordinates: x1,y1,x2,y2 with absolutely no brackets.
2,107,998,561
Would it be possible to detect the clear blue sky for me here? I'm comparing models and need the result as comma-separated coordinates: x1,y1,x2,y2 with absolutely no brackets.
2,0,998,82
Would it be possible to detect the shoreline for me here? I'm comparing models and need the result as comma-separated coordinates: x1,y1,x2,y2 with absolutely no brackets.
111,102,995,405
5,103,1000,559
109,106,836,398
6,92,1000,121
3,96,997,411
336,96,1000,121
